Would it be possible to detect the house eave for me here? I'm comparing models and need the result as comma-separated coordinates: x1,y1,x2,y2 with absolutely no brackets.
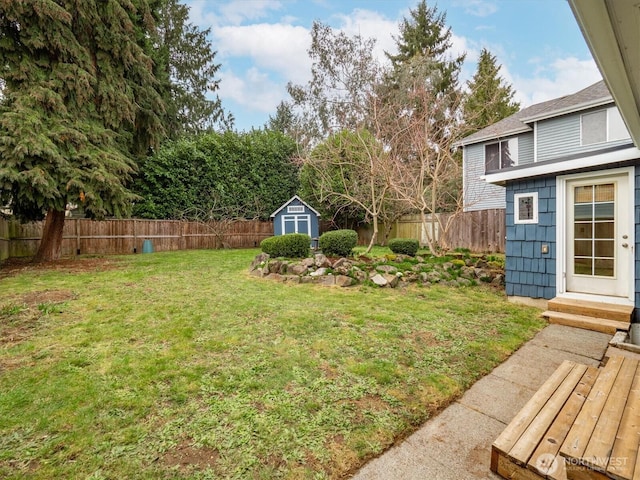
519,97,613,123
454,126,532,148
482,145,640,185
269,195,321,218
569,0,640,148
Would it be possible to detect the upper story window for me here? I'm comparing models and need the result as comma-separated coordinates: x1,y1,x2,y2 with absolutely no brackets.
581,107,630,145
287,205,305,213
485,138,518,173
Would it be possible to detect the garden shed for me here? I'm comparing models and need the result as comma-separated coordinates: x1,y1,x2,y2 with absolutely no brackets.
270,195,320,239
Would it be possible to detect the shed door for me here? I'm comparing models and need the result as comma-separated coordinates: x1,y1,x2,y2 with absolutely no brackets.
283,215,310,234
565,173,632,297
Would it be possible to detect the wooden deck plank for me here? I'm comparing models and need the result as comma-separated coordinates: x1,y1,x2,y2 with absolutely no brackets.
492,360,577,473
547,297,634,322
496,452,546,480
560,356,625,460
582,357,638,473
528,366,599,479
509,363,589,465
543,311,631,334
607,359,640,480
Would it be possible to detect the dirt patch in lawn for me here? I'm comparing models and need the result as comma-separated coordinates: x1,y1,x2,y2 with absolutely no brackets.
0,256,123,279
161,440,220,472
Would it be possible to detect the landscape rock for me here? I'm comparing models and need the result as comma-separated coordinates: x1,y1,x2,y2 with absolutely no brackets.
269,260,282,274
315,254,331,268
284,275,300,284
250,252,270,270
335,275,355,287
301,257,315,268
383,273,399,288
492,274,504,286
456,278,472,287
288,264,309,275
266,273,285,282
442,262,454,271
299,276,318,284
332,257,352,269
370,273,388,287
352,270,368,282
320,275,335,286
310,267,328,277
377,265,398,274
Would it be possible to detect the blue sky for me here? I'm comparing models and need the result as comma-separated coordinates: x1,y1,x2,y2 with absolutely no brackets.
186,0,602,132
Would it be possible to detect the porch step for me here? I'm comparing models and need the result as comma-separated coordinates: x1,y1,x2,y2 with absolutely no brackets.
547,297,634,323
542,311,631,335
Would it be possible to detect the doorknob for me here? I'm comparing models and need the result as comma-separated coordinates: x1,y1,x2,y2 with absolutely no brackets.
622,243,629,248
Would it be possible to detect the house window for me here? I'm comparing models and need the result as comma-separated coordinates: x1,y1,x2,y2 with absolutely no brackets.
485,138,518,173
581,107,630,145
514,192,538,224
287,205,305,213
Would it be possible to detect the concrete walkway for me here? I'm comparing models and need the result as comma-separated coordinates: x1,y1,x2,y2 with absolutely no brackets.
351,324,611,480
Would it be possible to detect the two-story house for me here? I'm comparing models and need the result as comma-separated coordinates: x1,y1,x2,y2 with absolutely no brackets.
458,80,640,330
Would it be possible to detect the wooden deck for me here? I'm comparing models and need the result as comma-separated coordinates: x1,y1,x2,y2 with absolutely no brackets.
491,356,640,480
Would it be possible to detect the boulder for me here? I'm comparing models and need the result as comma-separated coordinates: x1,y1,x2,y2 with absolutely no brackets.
370,273,388,287
320,275,336,286
352,269,368,282
288,263,309,275
310,267,328,277
332,257,351,268
456,277,472,287
315,253,331,268
278,262,289,275
383,273,399,288
284,275,300,284
266,273,285,282
442,262,454,271
301,257,316,268
492,274,504,286
300,276,318,284
250,252,270,270
335,275,355,287
269,260,282,274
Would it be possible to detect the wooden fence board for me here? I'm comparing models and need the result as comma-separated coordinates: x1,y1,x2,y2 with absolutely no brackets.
1,217,275,259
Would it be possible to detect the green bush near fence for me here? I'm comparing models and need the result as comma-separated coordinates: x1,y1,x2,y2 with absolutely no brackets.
260,233,311,258
319,229,358,257
388,238,420,257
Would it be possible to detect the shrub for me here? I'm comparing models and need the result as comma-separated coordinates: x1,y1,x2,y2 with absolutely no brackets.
388,238,419,256
260,234,310,258
319,229,358,257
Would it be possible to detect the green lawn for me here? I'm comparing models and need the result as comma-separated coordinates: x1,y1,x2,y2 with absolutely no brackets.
0,249,544,479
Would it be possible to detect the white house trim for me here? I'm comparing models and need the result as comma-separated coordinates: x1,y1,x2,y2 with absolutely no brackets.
483,146,640,185
281,214,311,235
270,195,321,218
555,166,635,305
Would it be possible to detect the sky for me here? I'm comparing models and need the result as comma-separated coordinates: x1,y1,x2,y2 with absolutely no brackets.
185,0,602,132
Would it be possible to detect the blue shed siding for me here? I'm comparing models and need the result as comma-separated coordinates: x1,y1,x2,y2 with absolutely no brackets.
505,177,556,299
273,198,320,239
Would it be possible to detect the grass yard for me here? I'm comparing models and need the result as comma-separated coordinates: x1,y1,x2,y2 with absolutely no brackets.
0,249,545,479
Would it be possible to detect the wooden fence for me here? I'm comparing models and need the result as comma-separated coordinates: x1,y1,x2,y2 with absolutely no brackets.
0,217,273,260
357,208,505,253
0,208,505,261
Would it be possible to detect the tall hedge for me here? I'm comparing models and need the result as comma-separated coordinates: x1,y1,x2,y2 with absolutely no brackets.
133,130,299,220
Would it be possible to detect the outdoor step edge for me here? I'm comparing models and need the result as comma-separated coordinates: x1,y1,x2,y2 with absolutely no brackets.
542,310,631,334
547,298,633,322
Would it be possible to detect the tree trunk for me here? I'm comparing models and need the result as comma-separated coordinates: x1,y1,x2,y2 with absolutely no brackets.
365,214,378,254
33,209,66,263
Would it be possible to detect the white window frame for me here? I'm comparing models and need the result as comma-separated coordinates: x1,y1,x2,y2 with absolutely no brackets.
287,205,305,214
484,138,518,173
514,192,538,224
581,107,631,146
281,214,310,234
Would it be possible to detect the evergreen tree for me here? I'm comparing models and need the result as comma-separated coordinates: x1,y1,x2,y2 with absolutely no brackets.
386,0,465,94
266,101,295,135
154,0,233,135
0,0,165,262
463,48,520,135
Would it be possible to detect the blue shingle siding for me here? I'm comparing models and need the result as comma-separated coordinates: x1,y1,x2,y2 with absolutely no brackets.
505,177,556,299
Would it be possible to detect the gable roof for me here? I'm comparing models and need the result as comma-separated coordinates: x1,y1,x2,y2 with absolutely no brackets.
457,81,612,147
270,195,321,218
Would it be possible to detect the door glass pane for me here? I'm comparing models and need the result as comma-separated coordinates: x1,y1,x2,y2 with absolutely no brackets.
574,204,593,221
574,258,592,275
574,240,592,257
595,240,614,257
573,183,615,278
575,186,593,203
595,183,614,202
574,223,592,239
284,218,295,234
594,203,614,220
594,222,614,238
298,219,309,234
594,259,614,277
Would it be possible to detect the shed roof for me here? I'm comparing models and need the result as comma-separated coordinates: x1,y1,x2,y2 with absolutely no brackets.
457,80,612,147
270,195,321,218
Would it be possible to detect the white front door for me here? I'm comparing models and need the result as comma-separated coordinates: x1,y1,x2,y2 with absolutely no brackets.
564,170,633,298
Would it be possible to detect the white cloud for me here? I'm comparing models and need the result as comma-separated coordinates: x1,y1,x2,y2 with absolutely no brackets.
213,23,311,84
333,8,400,64
452,0,498,17
513,57,602,107
186,0,283,27
219,68,284,113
